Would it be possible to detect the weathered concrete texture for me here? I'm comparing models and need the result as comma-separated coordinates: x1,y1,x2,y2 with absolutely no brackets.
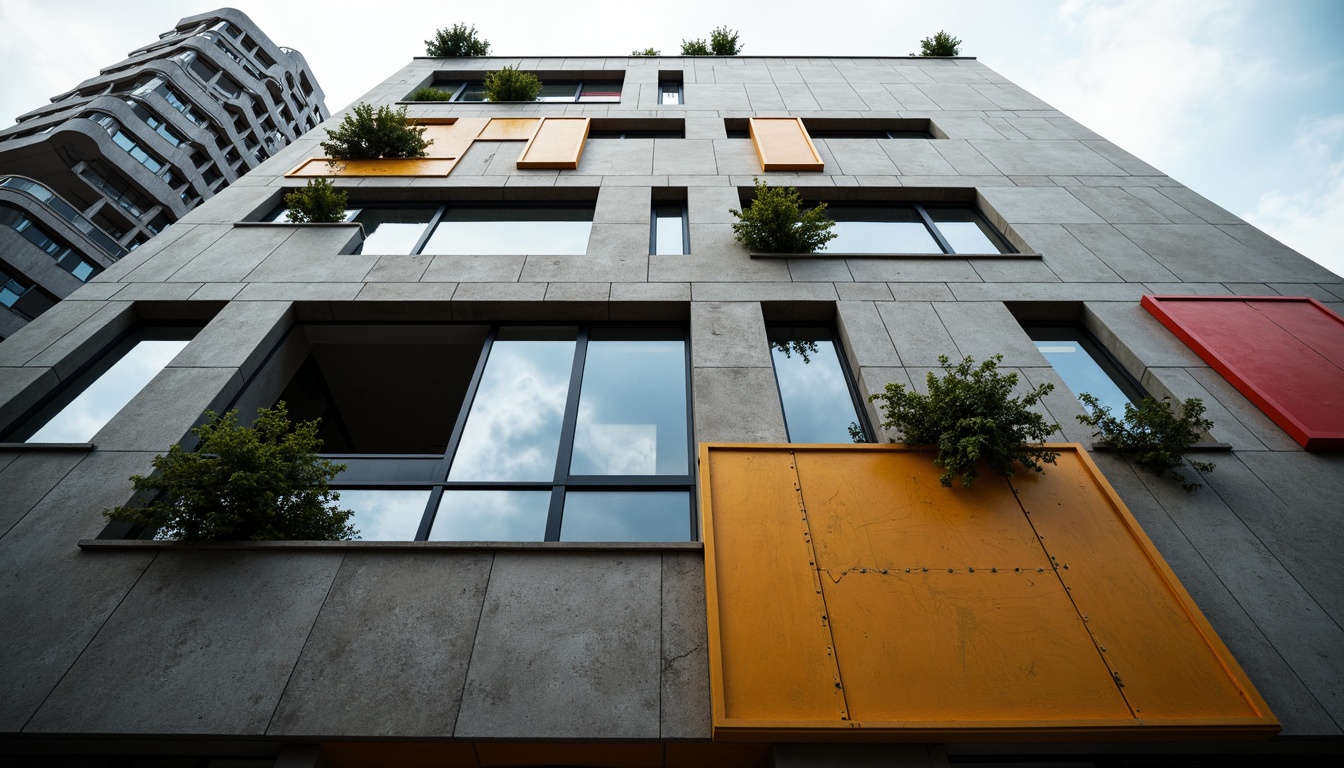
454,551,662,739
168,301,293,381
661,551,711,739
692,366,789,444
691,302,772,368
26,550,343,735
0,450,85,538
92,366,242,452
269,551,493,737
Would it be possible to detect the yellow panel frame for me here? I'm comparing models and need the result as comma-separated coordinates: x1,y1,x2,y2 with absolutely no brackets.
516,117,591,170
700,443,1277,742
748,117,824,172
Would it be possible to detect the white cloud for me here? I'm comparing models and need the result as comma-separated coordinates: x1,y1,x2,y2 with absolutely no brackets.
1244,115,1344,279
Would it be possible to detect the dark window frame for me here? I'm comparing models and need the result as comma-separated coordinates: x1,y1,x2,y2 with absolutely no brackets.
817,202,1015,255
650,202,689,255
766,324,872,444
1024,324,1147,408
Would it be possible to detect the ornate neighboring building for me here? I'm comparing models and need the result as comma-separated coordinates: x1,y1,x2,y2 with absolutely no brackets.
0,7,327,339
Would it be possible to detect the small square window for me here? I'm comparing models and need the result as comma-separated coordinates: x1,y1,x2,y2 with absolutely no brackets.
767,326,869,443
658,72,683,105
651,203,688,255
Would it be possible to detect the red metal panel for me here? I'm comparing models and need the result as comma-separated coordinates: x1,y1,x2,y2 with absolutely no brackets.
1141,295,1344,450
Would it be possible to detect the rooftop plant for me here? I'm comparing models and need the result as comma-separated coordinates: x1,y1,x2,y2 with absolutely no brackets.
105,403,356,541
1077,393,1216,491
680,38,710,56
632,47,660,56
730,178,836,254
915,30,962,56
484,66,542,102
425,23,490,57
710,26,743,55
408,86,453,102
870,354,1060,488
321,103,429,160
283,177,347,223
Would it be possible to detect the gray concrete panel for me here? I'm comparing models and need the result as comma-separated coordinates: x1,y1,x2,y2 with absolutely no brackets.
1185,367,1303,452
1081,140,1164,175
1083,301,1206,373
836,283,894,301
847,258,983,283
880,141,958,175
1155,186,1245,225
691,282,838,302
930,140,1001,176
933,302,1044,367
422,254,526,283
1061,223,1181,282
593,185,651,224
691,302,771,368
234,283,363,301
0,366,58,435
122,225,232,283
1117,223,1335,283
27,550,343,736
916,84,999,111
169,301,292,382
1139,367,1270,452
92,366,242,452
973,140,1124,177
692,366,788,443
455,551,662,739
1012,225,1122,282
654,139,718,175
661,551,711,739
269,551,493,737
825,139,900,176
0,299,112,369
168,225,296,283
1067,186,1172,223
243,228,372,283
876,302,959,367
580,140,655,176
979,187,1106,224
837,301,902,368
365,254,432,282
788,259,854,282
0,450,83,538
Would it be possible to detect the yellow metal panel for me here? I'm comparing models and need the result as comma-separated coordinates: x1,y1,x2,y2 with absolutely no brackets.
286,157,460,177
700,443,1278,741
422,117,488,159
479,117,541,141
516,117,591,169
748,117,824,172
1011,452,1275,725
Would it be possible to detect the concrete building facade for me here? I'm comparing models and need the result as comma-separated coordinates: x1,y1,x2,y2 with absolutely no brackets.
0,53,1341,767
0,8,327,340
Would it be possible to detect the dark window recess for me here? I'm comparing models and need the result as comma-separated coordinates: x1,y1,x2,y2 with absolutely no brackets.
588,119,684,139
267,324,694,543
1025,326,1145,417
658,73,683,106
0,205,97,281
429,76,623,103
768,326,870,443
725,118,938,140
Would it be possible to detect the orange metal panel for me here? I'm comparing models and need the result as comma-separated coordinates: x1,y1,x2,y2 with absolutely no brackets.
748,117,824,172
517,117,591,169
287,157,460,177
700,444,1278,742
422,117,488,159
478,117,541,141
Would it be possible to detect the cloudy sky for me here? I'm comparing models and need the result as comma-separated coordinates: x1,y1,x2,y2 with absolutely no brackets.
2,0,1341,277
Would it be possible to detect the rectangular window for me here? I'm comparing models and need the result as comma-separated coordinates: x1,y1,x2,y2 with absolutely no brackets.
1025,326,1143,416
651,203,688,255
5,328,195,443
430,76,623,103
820,204,1013,255
659,72,683,105
268,324,693,542
767,326,869,443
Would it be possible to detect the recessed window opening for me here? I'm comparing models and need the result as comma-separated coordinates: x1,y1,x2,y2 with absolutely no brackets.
428,76,623,103
1025,326,1145,417
259,324,693,543
658,73,683,106
767,325,870,443
820,204,1013,255
651,203,688,255
588,119,685,139
5,327,196,443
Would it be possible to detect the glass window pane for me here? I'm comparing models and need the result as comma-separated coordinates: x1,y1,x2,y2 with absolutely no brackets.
1032,337,1134,416
338,489,430,541
458,83,487,102
653,206,684,255
570,338,688,476
659,89,680,105
449,334,577,481
354,208,434,254
579,82,622,103
27,338,190,443
928,209,1009,254
430,490,551,541
537,81,580,102
560,491,691,542
768,327,866,443
422,207,592,256
820,207,940,254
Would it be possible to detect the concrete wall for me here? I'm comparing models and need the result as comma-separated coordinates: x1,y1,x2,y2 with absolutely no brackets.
0,55,1341,759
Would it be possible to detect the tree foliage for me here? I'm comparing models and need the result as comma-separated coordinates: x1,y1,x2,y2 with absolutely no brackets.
484,65,542,102
632,47,660,56
105,403,356,541
680,38,710,56
1077,394,1215,491
321,103,429,160
408,86,453,101
710,26,743,55
283,177,347,224
915,30,962,56
730,178,836,253
425,23,490,57
870,355,1060,488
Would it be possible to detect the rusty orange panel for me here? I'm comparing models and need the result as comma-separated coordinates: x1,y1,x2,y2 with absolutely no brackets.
287,157,460,177
423,117,488,159
1011,452,1275,726
748,117,824,172
479,117,540,141
700,444,1278,742
516,117,591,169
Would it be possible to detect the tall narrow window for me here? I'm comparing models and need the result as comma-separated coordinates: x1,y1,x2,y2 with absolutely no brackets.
651,203,688,255
1026,326,1144,416
768,326,869,443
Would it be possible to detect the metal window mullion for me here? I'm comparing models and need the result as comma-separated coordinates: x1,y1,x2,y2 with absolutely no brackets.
572,81,583,102
450,82,468,102
914,204,954,254
544,328,590,540
648,205,658,255
410,204,447,256
680,204,690,255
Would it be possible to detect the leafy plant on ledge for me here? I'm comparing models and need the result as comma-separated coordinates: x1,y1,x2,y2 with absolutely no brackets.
632,47,660,56
321,103,429,160
730,178,837,254
869,355,1060,488
1077,393,1216,491
680,38,710,56
425,23,490,57
915,30,962,56
709,26,743,55
283,177,348,223
104,403,356,541
408,86,453,102
484,66,542,102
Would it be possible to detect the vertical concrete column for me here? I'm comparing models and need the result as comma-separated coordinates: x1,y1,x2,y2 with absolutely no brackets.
690,301,786,443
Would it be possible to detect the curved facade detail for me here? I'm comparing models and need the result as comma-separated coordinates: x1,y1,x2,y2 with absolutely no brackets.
0,8,327,338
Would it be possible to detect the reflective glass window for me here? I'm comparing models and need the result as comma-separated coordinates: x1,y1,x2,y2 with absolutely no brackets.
928,208,1011,254
822,206,939,254
430,490,551,541
560,491,691,542
422,207,592,255
768,326,868,443
340,489,433,541
353,208,435,254
652,204,687,255
1026,327,1143,417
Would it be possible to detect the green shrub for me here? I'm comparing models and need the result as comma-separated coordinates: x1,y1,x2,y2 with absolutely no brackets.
680,38,710,56
632,47,660,56
104,403,356,541
709,26,742,55
408,86,453,102
730,178,837,254
484,66,542,102
915,30,962,56
321,103,429,160
1077,394,1216,491
283,178,348,223
870,355,1060,488
425,23,490,57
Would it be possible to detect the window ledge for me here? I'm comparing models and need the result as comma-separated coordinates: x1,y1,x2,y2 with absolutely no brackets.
0,442,95,451
751,251,1042,260
1090,442,1234,453
78,539,703,552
